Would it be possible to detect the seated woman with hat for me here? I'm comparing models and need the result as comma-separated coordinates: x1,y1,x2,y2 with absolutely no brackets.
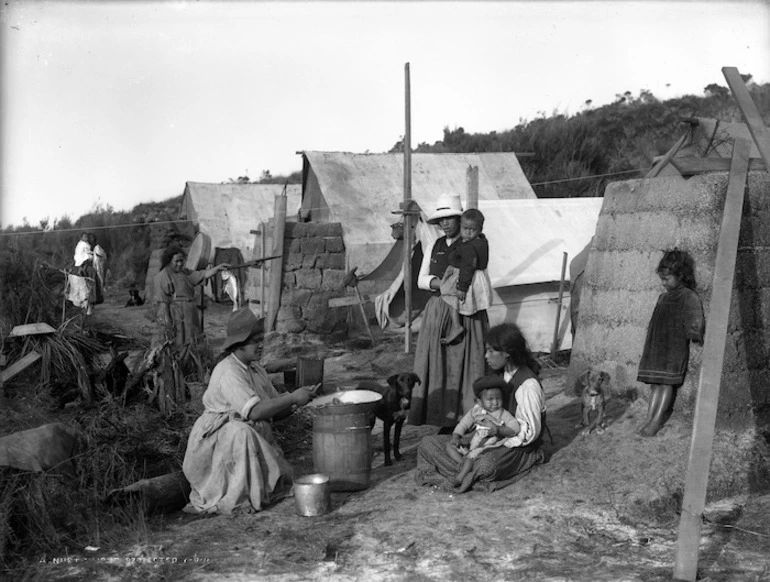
182,308,320,515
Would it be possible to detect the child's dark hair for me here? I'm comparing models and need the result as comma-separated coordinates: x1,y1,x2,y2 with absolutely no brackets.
657,249,697,290
462,208,485,230
485,323,541,376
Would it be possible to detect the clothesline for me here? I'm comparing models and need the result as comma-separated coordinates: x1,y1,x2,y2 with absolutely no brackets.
0,219,193,237
2,167,649,237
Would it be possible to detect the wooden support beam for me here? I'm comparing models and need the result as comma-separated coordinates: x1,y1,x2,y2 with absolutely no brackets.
266,196,287,332
722,67,770,170
673,138,751,582
403,62,413,354
646,132,689,178
0,351,42,383
466,165,479,210
328,295,371,308
671,156,765,176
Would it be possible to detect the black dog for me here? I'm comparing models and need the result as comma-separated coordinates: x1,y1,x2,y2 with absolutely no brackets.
361,373,421,466
125,289,144,307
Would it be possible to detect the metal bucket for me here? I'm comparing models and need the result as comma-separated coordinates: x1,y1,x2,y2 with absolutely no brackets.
293,473,331,517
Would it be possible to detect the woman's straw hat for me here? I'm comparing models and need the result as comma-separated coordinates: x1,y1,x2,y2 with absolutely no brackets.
221,308,265,351
427,194,463,225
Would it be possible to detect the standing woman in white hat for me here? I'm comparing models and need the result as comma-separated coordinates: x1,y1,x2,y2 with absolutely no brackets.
409,195,489,431
182,308,320,515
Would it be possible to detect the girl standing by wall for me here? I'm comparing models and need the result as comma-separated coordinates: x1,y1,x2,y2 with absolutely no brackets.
637,249,705,437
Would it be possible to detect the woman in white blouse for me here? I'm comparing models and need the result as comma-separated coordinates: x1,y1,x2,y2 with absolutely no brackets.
416,323,548,492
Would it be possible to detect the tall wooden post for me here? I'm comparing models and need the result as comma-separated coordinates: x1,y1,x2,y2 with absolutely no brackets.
673,138,750,581
403,62,413,353
260,222,266,318
266,195,287,332
466,165,479,209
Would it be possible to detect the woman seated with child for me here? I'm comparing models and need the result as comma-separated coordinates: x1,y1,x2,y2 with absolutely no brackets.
416,323,547,492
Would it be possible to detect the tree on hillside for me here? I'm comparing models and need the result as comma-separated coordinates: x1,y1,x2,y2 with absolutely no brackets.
389,82,770,198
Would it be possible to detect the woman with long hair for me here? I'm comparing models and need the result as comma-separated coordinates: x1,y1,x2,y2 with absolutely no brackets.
415,322,548,492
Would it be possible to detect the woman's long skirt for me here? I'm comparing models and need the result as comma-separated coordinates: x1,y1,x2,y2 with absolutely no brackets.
415,434,546,493
409,295,488,428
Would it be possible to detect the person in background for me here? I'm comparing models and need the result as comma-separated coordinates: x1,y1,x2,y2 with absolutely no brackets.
637,249,704,437
409,195,489,433
153,244,229,349
183,308,321,515
74,231,94,271
91,233,108,293
73,231,101,313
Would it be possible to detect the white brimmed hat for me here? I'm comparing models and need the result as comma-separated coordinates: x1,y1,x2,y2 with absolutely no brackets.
426,194,463,225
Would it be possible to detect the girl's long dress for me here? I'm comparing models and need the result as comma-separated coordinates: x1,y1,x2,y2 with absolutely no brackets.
637,287,704,385
182,354,293,515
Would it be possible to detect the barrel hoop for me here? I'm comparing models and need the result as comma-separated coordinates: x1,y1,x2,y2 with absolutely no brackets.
314,426,371,434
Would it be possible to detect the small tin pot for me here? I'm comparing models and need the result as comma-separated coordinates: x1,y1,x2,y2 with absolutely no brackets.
293,474,331,517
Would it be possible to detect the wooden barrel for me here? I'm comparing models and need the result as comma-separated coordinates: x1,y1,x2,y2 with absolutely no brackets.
186,232,212,271
312,411,372,491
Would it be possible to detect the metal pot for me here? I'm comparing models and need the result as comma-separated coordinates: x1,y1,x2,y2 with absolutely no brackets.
293,473,331,516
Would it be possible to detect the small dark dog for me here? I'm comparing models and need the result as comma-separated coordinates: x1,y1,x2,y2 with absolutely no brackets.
125,289,144,307
574,368,610,436
362,372,421,466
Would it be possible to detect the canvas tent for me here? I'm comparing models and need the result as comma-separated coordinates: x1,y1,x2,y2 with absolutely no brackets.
299,151,601,352
376,197,604,352
180,182,302,260
299,151,536,279
176,182,302,306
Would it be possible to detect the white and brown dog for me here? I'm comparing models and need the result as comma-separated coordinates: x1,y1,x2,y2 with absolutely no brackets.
574,368,610,436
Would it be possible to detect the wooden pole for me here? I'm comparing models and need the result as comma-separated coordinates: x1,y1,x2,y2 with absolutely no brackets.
260,222,266,318
673,138,750,581
646,132,688,178
550,252,568,356
722,66,770,169
266,195,287,332
466,165,479,210
403,62,413,354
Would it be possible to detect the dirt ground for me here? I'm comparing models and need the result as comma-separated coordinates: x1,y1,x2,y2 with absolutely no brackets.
21,289,770,581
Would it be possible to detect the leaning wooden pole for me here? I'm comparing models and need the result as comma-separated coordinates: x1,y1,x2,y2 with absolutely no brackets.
403,62,413,354
266,195,287,332
673,138,750,581
722,66,770,169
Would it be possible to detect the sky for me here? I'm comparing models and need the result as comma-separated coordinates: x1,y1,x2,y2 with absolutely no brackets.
1,0,768,228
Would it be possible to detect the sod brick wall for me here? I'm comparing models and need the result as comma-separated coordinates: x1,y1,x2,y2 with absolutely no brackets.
568,172,770,432
275,222,349,335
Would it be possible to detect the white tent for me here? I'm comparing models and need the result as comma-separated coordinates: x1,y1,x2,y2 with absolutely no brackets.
375,197,605,352
299,151,536,277
180,182,302,260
